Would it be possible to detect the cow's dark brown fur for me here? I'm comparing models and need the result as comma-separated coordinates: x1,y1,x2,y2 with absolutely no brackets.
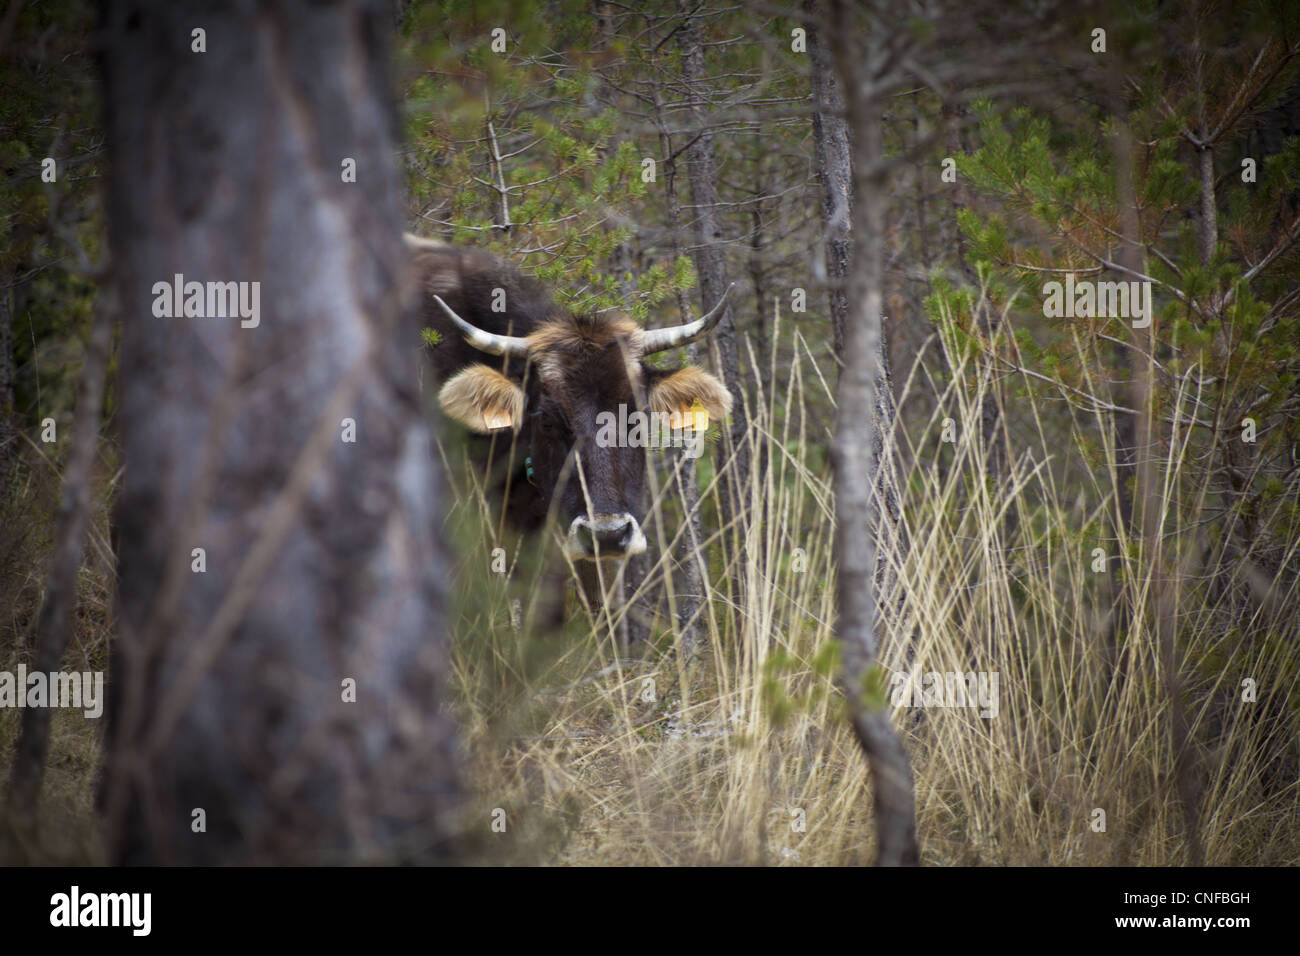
411,240,729,563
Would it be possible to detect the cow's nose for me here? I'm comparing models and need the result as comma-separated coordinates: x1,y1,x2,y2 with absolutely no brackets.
566,513,647,560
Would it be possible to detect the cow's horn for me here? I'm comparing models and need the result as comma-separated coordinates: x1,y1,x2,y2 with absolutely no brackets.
640,283,734,354
432,294,530,357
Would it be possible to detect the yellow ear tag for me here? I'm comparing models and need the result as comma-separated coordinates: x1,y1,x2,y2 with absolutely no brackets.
673,400,709,432
482,408,513,430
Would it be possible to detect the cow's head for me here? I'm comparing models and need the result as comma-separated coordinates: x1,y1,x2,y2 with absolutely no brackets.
434,290,733,561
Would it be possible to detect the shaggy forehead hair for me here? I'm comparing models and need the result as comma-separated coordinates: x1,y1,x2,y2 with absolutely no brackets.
526,312,645,390
526,312,643,355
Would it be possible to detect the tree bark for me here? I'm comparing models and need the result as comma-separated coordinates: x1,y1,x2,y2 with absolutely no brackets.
654,82,705,660
0,274,14,500
806,0,851,354
676,2,749,529
98,0,459,864
1197,145,1217,266
1114,102,1204,867
827,0,919,867
808,0,904,619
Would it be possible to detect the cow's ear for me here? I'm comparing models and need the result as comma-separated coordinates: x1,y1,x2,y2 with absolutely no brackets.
438,364,525,433
647,366,732,429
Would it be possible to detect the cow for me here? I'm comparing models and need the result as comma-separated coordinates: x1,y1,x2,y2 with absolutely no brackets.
406,233,732,567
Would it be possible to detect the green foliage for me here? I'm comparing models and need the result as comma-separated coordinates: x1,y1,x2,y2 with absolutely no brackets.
0,0,102,448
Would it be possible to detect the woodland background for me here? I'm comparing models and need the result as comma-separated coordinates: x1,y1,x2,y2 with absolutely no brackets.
1,0,1298,864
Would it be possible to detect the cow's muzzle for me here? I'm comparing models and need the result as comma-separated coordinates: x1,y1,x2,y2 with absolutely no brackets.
565,513,647,560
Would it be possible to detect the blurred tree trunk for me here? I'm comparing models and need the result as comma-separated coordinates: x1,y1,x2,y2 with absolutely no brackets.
827,0,919,866
805,0,851,354
611,239,653,650
602,28,652,652
746,178,774,567
99,0,459,864
942,100,1008,492
6,301,110,817
677,2,749,536
747,181,772,382
0,274,14,498
652,77,705,660
1115,108,1203,866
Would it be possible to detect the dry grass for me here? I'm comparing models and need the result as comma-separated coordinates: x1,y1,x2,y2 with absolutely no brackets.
3,314,1298,865
0,439,114,864
445,313,1300,866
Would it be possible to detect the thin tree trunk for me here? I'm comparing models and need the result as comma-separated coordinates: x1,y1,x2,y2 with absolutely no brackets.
1105,75,1140,657
98,0,459,865
806,0,851,354
677,2,749,532
748,196,771,380
941,102,976,285
827,0,919,867
5,298,110,816
943,101,1008,490
747,190,774,554
0,274,15,499
1197,145,1217,266
654,86,704,660
611,239,653,649
808,0,904,623
1114,106,1204,866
